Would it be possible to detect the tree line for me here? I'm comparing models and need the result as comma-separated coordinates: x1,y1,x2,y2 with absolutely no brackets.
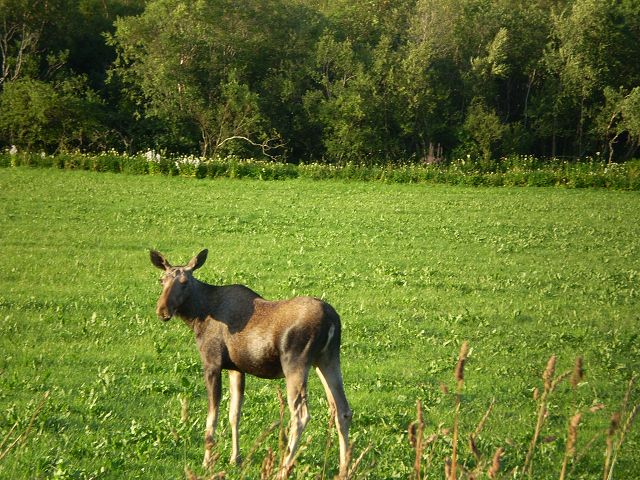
1,0,639,163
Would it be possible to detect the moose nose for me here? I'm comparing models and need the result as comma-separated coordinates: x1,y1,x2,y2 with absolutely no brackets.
156,303,173,321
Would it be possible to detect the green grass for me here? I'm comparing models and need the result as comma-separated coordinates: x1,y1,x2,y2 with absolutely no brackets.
1,168,639,479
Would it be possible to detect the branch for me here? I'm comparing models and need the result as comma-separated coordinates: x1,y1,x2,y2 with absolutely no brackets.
0,22,40,85
215,135,285,161
0,391,49,462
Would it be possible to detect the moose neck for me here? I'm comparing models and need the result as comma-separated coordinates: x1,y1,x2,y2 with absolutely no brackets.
175,278,217,326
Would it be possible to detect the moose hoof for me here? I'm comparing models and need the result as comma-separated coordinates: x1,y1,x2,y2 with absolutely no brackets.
229,454,242,466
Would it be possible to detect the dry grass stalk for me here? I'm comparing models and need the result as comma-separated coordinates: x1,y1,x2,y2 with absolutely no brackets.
450,341,469,480
543,355,557,393
551,371,571,392
605,403,640,480
524,398,547,475
570,431,602,478
567,413,582,457
455,342,470,386
184,466,199,480
408,403,441,478
276,388,288,473
344,443,372,480
236,421,280,478
559,413,582,480
621,404,640,438
473,398,495,438
487,447,504,479
602,412,620,480
524,355,557,478
261,448,276,480
0,423,18,456
603,375,638,480
321,406,336,479
0,390,50,462
462,399,496,479
570,357,584,390
468,434,480,462
444,457,452,479
409,399,425,480
621,376,637,412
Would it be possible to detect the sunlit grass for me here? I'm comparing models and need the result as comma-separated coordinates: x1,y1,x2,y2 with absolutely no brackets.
0,168,639,478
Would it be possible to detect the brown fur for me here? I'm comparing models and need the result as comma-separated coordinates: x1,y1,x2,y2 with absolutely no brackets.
150,249,352,477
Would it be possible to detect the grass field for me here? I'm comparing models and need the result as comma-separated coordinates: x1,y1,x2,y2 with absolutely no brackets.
1,167,639,479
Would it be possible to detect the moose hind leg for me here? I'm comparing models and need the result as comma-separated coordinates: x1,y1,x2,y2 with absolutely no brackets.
228,370,245,465
281,369,310,477
317,362,352,477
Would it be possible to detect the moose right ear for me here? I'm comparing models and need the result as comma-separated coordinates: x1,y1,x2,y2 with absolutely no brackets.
150,250,171,271
187,249,208,271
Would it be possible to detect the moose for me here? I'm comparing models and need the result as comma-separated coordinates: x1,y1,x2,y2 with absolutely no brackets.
150,249,352,477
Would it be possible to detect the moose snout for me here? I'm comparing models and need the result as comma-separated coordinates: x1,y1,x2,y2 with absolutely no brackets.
156,302,173,321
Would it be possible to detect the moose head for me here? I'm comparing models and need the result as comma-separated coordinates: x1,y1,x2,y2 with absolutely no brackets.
150,249,208,320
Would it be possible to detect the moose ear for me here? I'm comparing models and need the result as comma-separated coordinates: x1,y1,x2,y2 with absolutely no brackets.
150,250,171,270
187,249,208,270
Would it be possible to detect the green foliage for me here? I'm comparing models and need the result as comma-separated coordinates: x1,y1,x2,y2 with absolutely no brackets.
461,98,506,161
0,78,109,152
109,0,304,157
1,0,640,162
599,87,640,162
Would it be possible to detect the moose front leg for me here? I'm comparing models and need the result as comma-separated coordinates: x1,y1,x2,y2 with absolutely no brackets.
228,370,245,465
202,368,222,469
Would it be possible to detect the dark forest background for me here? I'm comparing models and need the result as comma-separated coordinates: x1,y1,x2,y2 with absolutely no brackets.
1,0,639,163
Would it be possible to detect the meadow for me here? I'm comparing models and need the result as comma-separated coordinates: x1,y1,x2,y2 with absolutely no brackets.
0,167,639,479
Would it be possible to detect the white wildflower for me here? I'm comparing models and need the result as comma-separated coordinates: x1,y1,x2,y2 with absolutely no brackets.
144,150,161,162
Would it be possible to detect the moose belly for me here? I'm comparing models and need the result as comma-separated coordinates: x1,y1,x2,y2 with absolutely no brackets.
227,336,284,379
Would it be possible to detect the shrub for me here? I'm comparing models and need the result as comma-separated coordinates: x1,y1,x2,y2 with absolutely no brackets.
1,151,639,190
121,155,148,175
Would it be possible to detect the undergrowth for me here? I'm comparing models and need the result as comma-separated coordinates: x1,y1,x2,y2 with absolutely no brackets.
1,150,639,189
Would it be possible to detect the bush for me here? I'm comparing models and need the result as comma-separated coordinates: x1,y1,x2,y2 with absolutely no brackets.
121,155,148,175
1,151,639,190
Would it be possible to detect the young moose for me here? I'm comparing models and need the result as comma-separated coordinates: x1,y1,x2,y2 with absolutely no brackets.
150,249,352,477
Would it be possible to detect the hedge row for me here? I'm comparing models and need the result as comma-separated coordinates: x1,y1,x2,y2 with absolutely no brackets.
2,151,639,190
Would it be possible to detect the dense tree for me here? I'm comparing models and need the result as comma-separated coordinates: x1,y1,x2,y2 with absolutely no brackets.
0,77,109,150
110,0,319,157
1,0,639,162
0,0,143,152
598,86,640,161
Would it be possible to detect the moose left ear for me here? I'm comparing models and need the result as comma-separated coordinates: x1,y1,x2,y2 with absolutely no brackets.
187,249,208,270
150,250,171,271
